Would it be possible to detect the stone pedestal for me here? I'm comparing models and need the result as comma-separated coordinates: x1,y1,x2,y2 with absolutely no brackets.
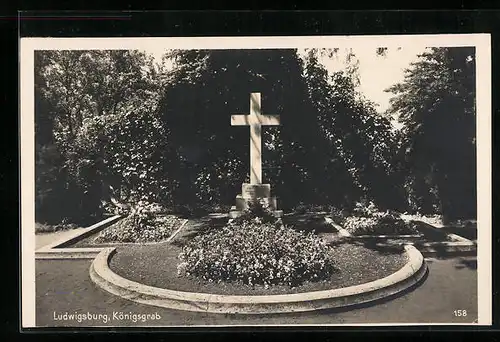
229,183,283,219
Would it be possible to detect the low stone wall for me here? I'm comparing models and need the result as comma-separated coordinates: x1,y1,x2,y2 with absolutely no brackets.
323,217,477,256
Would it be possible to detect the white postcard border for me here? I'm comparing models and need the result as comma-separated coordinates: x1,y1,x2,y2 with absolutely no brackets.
20,34,492,328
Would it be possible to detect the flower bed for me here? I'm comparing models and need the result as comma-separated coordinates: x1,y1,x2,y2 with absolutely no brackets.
342,213,419,236
336,202,419,236
109,241,407,296
94,212,183,243
177,220,337,288
400,213,443,227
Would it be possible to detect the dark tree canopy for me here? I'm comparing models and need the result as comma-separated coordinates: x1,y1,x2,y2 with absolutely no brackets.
34,47,477,224
35,50,170,223
386,47,476,221
158,48,402,210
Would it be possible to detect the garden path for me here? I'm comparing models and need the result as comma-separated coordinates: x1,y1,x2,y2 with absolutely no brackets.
35,255,477,326
35,229,87,250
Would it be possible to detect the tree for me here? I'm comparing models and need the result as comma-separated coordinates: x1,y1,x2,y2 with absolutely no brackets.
302,49,405,210
386,47,476,221
159,48,402,211
35,50,172,223
159,49,321,210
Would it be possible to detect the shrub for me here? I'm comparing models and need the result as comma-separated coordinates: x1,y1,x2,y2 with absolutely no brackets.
95,201,182,243
342,211,419,236
231,199,279,226
102,201,130,216
351,200,379,217
292,203,331,215
339,200,418,236
177,221,336,287
35,221,79,233
330,206,348,223
292,203,309,215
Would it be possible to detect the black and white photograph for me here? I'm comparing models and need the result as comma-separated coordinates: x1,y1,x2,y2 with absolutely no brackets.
20,35,491,327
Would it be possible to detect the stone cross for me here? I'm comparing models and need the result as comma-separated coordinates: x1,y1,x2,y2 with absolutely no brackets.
231,93,280,185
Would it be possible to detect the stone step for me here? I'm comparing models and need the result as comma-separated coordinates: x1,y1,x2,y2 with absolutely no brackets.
36,247,104,259
229,209,283,219
235,195,278,211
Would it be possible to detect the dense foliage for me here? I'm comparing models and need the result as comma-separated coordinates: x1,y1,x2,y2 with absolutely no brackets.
35,47,477,226
302,50,406,210
35,50,173,224
177,220,336,287
386,47,476,222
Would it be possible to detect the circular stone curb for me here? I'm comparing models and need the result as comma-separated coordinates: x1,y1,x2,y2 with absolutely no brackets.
89,245,427,314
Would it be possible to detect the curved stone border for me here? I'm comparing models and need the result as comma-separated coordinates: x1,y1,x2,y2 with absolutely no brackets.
90,245,427,314
36,215,123,259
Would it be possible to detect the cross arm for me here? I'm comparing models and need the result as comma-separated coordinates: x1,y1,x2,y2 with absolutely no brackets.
231,114,251,126
231,114,280,126
256,115,280,126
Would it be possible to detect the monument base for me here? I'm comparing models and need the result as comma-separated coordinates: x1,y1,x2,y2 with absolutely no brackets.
235,195,278,211
229,207,283,219
229,183,282,219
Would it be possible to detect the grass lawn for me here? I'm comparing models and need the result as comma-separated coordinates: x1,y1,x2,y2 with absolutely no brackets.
411,221,455,242
108,241,407,296
440,225,477,240
72,213,408,296
282,212,334,234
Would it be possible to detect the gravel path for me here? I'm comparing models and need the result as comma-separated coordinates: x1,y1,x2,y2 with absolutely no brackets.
35,229,87,250
33,216,479,326
34,256,477,326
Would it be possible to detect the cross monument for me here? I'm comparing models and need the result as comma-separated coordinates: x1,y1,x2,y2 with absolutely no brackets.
229,92,283,218
231,92,280,184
